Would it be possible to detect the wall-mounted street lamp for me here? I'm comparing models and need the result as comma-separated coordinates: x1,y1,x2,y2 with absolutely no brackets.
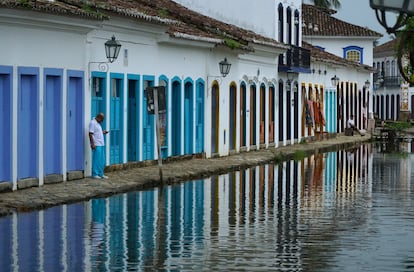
105,35,122,63
219,58,231,77
370,0,414,34
88,35,122,85
286,70,295,91
331,75,340,87
364,80,370,89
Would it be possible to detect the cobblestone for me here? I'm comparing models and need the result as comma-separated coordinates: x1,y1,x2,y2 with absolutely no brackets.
0,133,371,217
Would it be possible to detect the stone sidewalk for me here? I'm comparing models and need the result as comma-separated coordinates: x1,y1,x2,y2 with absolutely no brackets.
0,133,370,217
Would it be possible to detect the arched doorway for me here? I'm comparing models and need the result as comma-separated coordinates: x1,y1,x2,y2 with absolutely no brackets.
229,83,237,150
171,78,182,156
211,81,220,154
240,83,247,147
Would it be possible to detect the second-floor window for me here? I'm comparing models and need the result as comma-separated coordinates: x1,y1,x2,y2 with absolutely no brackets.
343,46,363,64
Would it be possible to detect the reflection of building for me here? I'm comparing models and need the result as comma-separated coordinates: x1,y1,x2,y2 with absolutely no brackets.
0,145,389,270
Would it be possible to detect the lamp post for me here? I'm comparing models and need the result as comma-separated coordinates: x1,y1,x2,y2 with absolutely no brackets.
331,75,340,87
219,58,231,77
364,80,370,90
88,35,122,84
105,35,122,63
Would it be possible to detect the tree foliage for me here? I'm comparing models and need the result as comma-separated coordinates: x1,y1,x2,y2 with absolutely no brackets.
311,0,341,9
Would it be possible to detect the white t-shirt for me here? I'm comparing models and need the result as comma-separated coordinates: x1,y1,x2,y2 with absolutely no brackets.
347,118,355,128
89,118,104,146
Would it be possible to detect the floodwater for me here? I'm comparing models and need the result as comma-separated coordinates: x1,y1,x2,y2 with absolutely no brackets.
1,143,414,271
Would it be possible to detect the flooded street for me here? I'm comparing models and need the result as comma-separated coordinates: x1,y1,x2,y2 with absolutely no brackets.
1,143,414,271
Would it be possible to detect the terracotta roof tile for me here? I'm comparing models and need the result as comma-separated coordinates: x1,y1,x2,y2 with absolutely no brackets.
0,0,287,52
302,4,382,38
373,38,398,55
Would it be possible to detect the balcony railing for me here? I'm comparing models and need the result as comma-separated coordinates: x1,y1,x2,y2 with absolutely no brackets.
278,45,311,73
373,73,404,89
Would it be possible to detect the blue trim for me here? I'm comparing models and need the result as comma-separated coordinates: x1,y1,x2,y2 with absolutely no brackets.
43,68,63,175
0,66,13,182
109,72,124,164
184,79,194,154
158,75,169,158
142,75,155,160
66,70,85,171
91,71,107,121
343,45,363,63
278,66,311,74
171,76,182,155
314,45,325,51
127,74,140,162
195,78,205,153
17,66,40,179
184,77,194,85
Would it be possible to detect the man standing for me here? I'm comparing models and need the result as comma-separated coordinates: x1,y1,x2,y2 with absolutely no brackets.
89,112,109,179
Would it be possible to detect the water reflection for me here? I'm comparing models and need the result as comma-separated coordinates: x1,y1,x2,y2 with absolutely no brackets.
1,144,414,271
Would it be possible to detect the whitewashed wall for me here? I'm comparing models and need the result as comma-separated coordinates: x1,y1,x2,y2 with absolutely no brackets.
172,0,302,41
304,37,375,66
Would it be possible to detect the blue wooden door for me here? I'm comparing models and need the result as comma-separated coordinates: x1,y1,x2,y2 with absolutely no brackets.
44,70,62,175
0,67,12,182
195,81,204,153
18,68,38,179
142,77,154,160
171,80,182,156
110,74,123,164
67,71,84,171
127,76,139,162
91,72,106,119
184,81,194,154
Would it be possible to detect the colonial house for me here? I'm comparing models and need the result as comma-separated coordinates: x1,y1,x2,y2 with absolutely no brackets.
0,0,380,192
301,4,381,131
0,0,292,191
373,38,413,121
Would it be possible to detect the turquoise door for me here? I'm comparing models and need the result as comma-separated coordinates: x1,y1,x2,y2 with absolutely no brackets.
184,80,194,154
91,72,106,119
18,67,39,179
142,76,155,160
171,79,182,156
110,73,124,164
195,80,204,153
44,69,63,175
127,75,139,162
0,66,12,182
67,70,84,171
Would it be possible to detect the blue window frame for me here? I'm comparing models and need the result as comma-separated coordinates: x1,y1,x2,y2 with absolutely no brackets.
343,45,363,64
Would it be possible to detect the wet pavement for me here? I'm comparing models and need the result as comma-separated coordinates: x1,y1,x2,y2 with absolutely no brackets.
0,133,371,217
